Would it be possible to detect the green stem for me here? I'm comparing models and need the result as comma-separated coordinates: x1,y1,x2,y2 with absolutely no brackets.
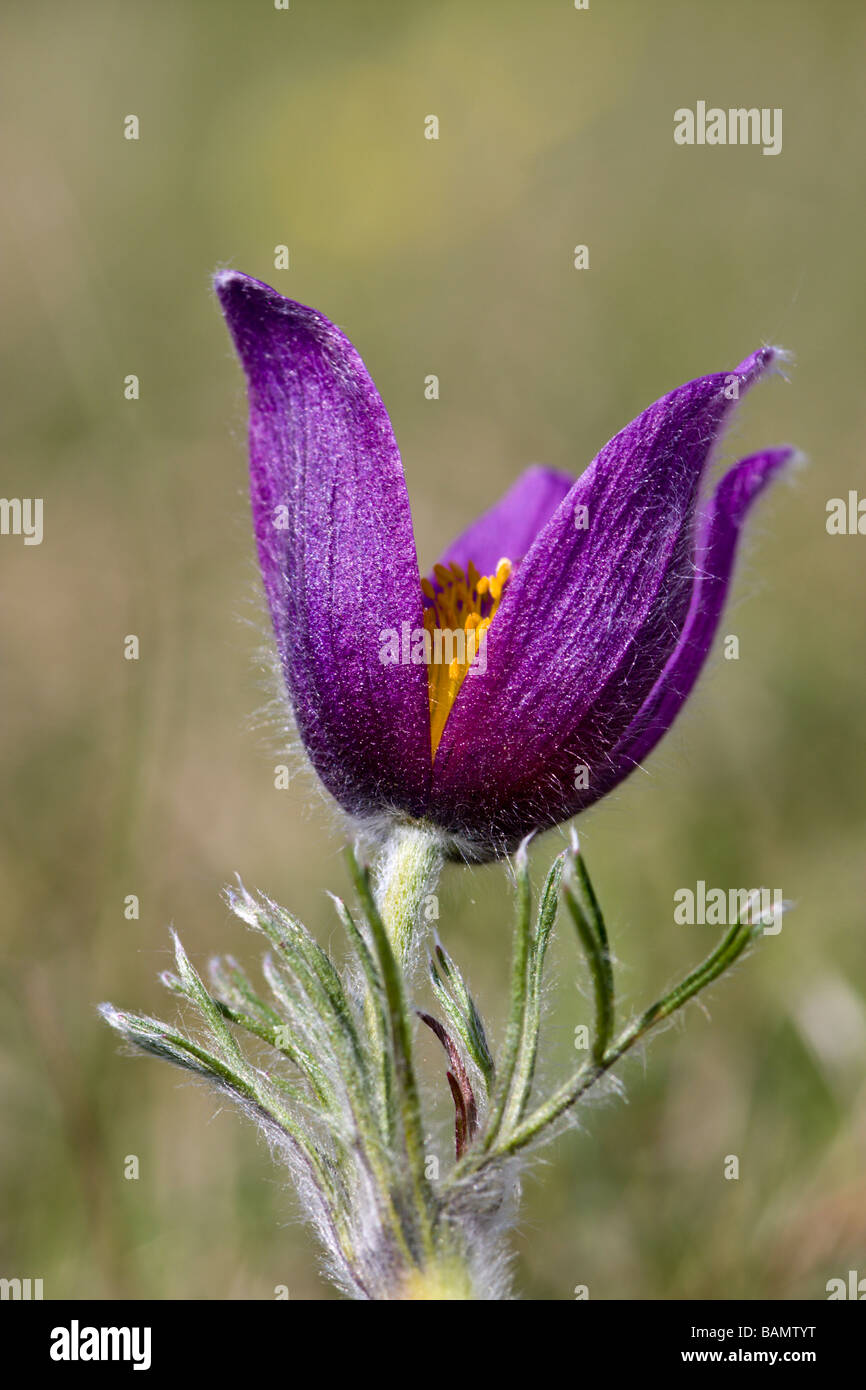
505,850,567,1126
564,877,614,1064
348,843,440,1265
373,822,444,965
482,844,532,1149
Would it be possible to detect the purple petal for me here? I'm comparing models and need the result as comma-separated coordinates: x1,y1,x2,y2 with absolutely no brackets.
598,446,795,793
215,271,430,818
431,465,574,579
429,349,783,849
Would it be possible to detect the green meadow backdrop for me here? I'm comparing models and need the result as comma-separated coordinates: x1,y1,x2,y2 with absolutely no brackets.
2,0,865,1299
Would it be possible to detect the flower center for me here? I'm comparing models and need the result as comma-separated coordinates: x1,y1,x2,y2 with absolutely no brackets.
421,557,512,757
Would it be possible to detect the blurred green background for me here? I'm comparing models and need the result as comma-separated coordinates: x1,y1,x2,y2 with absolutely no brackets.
2,0,865,1301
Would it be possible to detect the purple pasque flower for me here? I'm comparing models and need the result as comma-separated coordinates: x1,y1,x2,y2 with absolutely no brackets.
215,271,792,860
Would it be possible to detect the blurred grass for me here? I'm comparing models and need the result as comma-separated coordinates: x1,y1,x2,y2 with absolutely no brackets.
1,0,865,1299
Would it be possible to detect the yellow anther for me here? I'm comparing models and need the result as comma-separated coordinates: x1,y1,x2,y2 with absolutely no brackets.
423,555,513,757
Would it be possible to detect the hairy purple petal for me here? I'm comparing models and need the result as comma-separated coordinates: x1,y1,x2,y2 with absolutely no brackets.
215,271,430,818
429,349,782,849
598,446,795,794
432,465,574,579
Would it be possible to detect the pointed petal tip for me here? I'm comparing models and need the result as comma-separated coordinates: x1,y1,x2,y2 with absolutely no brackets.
213,267,269,295
785,445,809,478
742,441,797,476
213,268,289,319
213,273,351,390
213,267,256,307
213,270,277,350
735,343,793,385
213,270,322,331
719,444,797,523
212,267,245,292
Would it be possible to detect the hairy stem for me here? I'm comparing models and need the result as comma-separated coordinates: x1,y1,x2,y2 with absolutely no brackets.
348,846,438,1265
372,822,444,965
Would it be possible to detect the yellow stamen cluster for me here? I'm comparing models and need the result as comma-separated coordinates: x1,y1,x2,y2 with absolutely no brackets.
421,556,512,756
